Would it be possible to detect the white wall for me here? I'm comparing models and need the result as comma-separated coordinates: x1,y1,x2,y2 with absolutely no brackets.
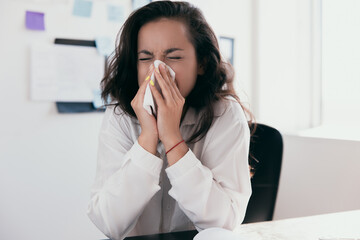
0,1,126,239
190,0,254,108
254,0,315,131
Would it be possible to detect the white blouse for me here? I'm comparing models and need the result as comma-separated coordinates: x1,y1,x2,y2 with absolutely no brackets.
87,98,252,240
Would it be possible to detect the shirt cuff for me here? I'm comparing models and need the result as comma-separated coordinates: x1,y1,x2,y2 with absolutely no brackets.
165,149,199,180
129,140,163,177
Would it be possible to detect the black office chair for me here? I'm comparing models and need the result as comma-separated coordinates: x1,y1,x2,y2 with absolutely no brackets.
243,123,283,223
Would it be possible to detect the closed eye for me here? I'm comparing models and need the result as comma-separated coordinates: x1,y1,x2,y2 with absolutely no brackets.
138,49,153,61
139,57,152,61
168,56,182,60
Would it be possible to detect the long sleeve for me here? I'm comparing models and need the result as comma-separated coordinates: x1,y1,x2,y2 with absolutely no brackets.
165,101,252,231
87,107,163,240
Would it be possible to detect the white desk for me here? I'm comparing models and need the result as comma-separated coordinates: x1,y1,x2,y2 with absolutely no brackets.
237,210,360,240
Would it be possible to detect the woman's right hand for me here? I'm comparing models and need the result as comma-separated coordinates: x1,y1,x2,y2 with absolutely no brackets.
131,65,159,155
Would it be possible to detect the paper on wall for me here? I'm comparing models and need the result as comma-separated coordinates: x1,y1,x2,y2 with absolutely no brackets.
107,4,125,23
25,11,45,31
30,44,105,102
72,0,93,18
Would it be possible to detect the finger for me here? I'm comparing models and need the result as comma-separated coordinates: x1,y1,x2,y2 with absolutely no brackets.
138,65,155,95
154,67,173,101
142,64,155,85
160,64,177,97
146,63,155,80
159,64,172,85
158,64,179,100
137,78,150,98
150,79,165,108
163,65,182,100
131,65,154,109
163,65,181,100
171,79,184,100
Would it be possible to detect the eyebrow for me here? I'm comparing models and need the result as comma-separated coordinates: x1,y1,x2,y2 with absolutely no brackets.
164,48,184,54
138,48,184,55
138,50,152,55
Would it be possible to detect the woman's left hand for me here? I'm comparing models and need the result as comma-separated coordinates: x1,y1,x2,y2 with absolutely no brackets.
150,63,185,150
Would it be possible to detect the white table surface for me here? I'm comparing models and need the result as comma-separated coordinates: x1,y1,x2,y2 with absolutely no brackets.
236,210,360,240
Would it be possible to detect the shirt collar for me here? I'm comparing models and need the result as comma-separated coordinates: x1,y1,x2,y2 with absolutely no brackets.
180,107,198,126
181,100,228,126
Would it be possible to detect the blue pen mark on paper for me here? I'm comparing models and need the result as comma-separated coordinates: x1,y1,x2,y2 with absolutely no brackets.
72,0,93,18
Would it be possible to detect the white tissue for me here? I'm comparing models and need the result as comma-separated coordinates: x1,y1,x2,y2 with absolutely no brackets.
143,60,176,115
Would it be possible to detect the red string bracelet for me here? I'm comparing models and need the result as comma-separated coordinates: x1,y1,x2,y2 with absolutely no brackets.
166,139,185,155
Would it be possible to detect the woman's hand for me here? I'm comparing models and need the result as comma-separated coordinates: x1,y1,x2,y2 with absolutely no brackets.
131,64,158,154
150,63,185,151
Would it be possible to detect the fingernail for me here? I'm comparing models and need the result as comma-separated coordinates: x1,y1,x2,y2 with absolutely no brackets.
155,67,160,74
145,75,150,81
150,80,154,86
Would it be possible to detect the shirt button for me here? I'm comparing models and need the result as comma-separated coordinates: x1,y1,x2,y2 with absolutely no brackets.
166,205,171,210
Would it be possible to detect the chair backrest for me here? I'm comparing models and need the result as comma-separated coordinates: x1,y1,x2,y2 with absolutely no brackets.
243,123,283,223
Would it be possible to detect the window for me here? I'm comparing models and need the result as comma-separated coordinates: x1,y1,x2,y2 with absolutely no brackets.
322,0,360,126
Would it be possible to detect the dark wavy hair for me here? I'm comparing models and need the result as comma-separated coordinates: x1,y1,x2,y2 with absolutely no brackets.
101,1,257,171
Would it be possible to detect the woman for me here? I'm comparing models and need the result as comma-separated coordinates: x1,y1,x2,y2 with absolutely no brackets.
87,1,253,240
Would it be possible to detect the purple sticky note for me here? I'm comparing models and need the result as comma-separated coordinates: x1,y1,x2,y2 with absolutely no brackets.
26,11,45,31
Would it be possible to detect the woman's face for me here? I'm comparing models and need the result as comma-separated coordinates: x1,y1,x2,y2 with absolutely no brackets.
137,18,202,98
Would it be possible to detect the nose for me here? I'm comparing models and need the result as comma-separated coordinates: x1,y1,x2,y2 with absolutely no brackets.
154,56,166,63
154,58,173,70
